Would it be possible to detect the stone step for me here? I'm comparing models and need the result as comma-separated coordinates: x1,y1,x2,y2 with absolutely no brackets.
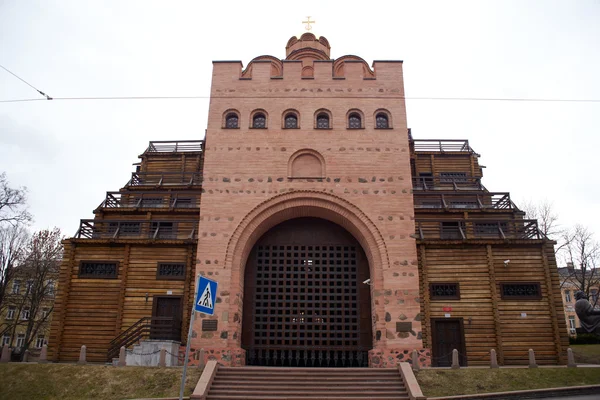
207,396,409,400
210,388,406,395
212,380,404,388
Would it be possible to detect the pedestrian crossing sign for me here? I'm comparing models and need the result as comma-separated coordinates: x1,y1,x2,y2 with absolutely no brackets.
195,276,218,315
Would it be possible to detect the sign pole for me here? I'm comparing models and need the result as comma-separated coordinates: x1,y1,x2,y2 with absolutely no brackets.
179,274,200,400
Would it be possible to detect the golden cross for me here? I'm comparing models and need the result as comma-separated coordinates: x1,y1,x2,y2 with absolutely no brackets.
302,16,315,31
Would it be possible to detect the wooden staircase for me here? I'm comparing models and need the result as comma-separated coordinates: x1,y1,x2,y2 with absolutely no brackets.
205,367,410,400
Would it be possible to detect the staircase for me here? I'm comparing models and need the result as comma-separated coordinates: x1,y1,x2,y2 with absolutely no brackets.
205,367,410,400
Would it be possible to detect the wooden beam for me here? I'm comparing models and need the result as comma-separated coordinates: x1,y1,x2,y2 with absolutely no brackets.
114,244,131,336
487,245,504,364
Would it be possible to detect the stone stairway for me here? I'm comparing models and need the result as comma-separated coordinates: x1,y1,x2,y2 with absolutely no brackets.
205,367,410,400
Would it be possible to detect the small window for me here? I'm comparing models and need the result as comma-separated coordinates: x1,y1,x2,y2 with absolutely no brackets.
109,222,141,237
252,113,266,128
1,335,10,347
348,113,361,129
16,334,25,348
430,283,460,300
173,197,193,208
440,172,468,183
151,222,175,239
474,222,508,237
47,281,55,296
12,280,21,294
565,290,571,303
21,307,30,320
6,306,16,320
375,113,389,129
26,280,33,293
284,114,298,129
568,316,576,334
225,113,239,128
501,283,541,299
79,261,118,279
35,335,45,349
42,307,50,319
140,197,163,208
316,113,330,129
157,262,186,280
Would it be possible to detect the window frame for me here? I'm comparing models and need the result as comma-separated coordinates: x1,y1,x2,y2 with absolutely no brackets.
156,262,186,281
314,109,332,130
429,283,461,300
347,112,363,129
250,110,268,129
224,112,240,129
35,335,45,349
1,335,10,347
16,333,25,348
79,261,119,279
6,306,16,320
374,111,391,129
12,280,21,294
500,282,542,300
21,307,30,320
282,111,300,129
565,290,571,303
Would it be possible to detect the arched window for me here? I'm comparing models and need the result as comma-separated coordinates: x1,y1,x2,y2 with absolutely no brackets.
252,113,266,128
284,114,298,129
348,113,361,129
375,113,389,129
316,113,330,129
225,113,239,129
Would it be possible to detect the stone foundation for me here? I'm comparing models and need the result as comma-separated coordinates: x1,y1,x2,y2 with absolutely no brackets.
369,348,431,368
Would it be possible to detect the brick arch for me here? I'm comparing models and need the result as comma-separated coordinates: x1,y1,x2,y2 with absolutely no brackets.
225,190,389,346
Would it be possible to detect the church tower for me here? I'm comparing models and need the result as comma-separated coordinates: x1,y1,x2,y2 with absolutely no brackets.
194,32,423,367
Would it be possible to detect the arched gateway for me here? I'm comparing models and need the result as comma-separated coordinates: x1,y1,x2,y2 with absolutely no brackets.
241,218,372,367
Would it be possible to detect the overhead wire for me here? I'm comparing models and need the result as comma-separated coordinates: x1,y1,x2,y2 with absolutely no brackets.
0,64,52,100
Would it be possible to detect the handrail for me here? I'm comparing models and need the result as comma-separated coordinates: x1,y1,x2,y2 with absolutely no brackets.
411,139,478,154
412,176,485,191
98,191,201,209
74,219,199,240
144,140,204,154
414,192,515,210
107,316,181,361
126,172,203,187
415,219,545,240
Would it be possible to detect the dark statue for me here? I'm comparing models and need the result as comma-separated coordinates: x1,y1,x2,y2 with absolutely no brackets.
574,291,600,336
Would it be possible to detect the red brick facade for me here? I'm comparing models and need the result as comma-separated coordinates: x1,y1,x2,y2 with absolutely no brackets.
191,33,425,367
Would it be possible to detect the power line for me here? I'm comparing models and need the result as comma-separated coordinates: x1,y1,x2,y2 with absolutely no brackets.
0,64,52,100
1,95,600,104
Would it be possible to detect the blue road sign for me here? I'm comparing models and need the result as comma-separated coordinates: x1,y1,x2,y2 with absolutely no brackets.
195,276,218,315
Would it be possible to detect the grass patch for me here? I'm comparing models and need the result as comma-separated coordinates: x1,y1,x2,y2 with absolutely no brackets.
0,363,203,400
416,368,600,398
571,344,600,365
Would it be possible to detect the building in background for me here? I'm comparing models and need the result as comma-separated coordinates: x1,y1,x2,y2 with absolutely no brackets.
558,262,600,337
49,32,569,367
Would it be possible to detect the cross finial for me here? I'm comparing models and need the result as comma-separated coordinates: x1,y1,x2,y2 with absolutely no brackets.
302,16,315,31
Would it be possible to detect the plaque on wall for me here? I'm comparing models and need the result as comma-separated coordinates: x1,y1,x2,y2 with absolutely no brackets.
202,319,218,331
396,322,412,332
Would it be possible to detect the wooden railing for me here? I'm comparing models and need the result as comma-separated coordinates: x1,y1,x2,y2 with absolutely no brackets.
127,172,202,187
414,192,516,210
415,219,544,240
144,140,204,154
100,191,201,209
107,316,181,361
75,219,198,240
412,176,484,191
412,139,476,154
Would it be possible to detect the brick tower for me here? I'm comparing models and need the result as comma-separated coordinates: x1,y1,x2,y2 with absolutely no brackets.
193,32,424,367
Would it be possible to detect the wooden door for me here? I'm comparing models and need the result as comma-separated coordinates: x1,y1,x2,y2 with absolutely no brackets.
431,318,466,367
151,296,182,340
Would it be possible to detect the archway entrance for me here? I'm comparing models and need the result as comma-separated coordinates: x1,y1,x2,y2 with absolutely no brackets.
241,217,372,367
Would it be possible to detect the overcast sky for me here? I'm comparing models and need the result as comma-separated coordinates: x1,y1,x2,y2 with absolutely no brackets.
1,1,599,256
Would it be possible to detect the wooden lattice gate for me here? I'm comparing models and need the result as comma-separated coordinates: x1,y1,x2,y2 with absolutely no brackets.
242,218,372,367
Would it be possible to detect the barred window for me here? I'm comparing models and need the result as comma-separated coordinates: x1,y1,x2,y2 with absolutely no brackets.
157,263,186,280
225,113,239,128
79,262,118,278
501,283,541,299
348,113,361,129
284,114,298,129
474,222,508,237
140,197,163,208
440,172,468,183
316,113,330,129
375,113,389,129
430,283,460,299
108,222,141,236
252,113,266,128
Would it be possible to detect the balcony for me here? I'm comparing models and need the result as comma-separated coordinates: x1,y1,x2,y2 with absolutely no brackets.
414,192,516,210
415,219,544,240
126,172,202,187
412,175,484,191
411,139,478,155
75,219,198,240
99,191,201,210
143,140,204,154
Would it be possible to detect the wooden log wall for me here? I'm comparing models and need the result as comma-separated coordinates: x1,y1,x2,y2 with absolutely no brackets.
413,153,483,178
48,242,197,362
141,154,203,174
418,242,568,366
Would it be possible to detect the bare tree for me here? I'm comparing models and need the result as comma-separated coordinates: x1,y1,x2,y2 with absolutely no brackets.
519,199,561,239
0,172,32,226
559,225,600,306
3,228,62,356
0,224,29,334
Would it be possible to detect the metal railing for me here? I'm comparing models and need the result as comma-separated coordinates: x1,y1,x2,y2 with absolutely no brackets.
412,139,476,154
412,176,484,191
414,192,516,210
127,172,202,187
246,347,369,368
415,219,544,240
107,316,181,361
99,191,201,209
144,140,204,154
75,219,198,240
